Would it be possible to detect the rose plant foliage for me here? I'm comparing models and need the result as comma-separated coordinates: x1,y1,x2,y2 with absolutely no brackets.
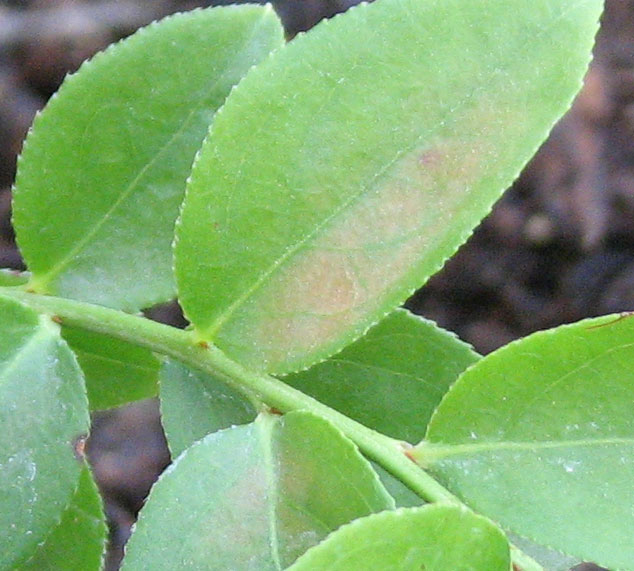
2,1,628,569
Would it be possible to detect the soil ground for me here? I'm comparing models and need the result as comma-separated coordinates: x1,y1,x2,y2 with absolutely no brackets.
1,1,631,568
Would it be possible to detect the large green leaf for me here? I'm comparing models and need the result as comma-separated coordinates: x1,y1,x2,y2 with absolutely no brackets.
13,5,284,311
285,309,479,442
159,358,256,458
288,504,510,570
18,466,107,571
414,313,634,570
175,0,602,374
122,411,394,570
0,296,90,568
62,325,160,410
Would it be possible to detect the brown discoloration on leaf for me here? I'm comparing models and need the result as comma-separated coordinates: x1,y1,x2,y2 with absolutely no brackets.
205,463,271,559
216,95,520,372
73,434,87,461
418,147,445,167
254,309,355,370
277,248,367,316
587,311,634,329
232,140,486,370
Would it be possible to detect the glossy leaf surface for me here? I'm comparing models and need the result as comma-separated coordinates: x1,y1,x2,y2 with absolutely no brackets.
18,467,106,571
122,411,393,570
286,309,479,442
62,326,159,410
288,505,510,571
13,5,284,311
176,0,602,373
0,296,89,568
159,358,256,458
416,314,634,570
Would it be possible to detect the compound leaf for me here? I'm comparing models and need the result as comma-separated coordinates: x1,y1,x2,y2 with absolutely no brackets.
0,295,90,568
176,0,602,373
13,5,284,311
285,309,479,443
288,504,510,571
415,313,634,570
122,411,393,570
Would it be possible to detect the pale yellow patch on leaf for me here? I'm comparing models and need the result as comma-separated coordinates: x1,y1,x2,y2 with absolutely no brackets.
216,96,520,373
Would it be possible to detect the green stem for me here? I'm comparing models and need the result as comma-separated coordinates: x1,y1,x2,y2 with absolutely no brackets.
1,287,542,570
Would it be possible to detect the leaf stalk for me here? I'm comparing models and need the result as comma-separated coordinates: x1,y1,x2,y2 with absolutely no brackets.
0,287,543,571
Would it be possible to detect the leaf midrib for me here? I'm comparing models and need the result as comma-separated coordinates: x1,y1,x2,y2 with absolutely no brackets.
31,12,275,292
327,358,446,395
259,417,283,570
0,321,51,389
419,436,634,464
72,347,156,375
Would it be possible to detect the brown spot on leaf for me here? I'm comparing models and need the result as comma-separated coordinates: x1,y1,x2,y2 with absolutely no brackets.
418,148,445,167
73,434,87,461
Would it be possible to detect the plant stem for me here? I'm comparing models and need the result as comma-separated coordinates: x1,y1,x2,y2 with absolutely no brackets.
0,287,543,570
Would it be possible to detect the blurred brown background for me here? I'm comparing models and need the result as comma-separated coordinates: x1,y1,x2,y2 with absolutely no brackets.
1,1,632,568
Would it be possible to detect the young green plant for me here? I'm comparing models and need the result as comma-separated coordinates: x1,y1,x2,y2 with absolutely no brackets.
3,1,626,570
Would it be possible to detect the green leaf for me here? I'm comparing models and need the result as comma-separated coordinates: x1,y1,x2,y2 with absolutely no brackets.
288,504,510,571
508,534,580,571
415,313,634,570
285,309,479,443
62,325,160,410
175,0,602,374
122,411,394,570
0,269,29,287
372,462,424,509
0,295,90,568
13,5,284,311
159,358,256,458
17,466,107,571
